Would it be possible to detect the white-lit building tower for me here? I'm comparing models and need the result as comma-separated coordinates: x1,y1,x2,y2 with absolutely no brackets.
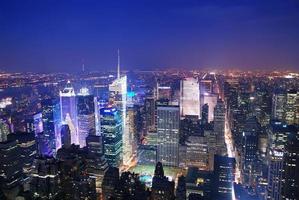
59,81,78,145
180,77,200,119
109,50,132,166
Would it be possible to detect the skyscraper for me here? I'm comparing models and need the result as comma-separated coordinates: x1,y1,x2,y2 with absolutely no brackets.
109,51,130,166
285,89,297,125
271,90,286,121
213,155,236,200
41,98,60,155
0,128,24,200
100,107,122,167
59,81,78,145
77,87,96,148
157,101,180,167
282,132,299,199
180,77,200,119
203,93,218,122
267,121,297,200
214,99,226,155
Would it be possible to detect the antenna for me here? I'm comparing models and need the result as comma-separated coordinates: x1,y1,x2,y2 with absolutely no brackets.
117,49,120,79
82,63,85,73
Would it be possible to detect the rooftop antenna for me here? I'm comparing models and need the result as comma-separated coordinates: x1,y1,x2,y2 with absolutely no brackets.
82,63,85,73
117,49,120,79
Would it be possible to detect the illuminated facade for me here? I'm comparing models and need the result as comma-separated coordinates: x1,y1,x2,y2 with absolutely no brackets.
77,87,96,148
109,75,130,165
214,99,226,155
41,98,61,156
0,119,9,142
271,91,286,121
157,102,180,167
203,93,218,122
285,90,297,125
100,107,122,167
180,77,200,119
59,81,78,145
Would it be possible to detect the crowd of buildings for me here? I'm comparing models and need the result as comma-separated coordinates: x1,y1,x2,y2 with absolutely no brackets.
0,67,298,200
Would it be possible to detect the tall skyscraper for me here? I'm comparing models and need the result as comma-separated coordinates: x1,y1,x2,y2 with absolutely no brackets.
267,120,297,200
241,117,259,186
77,87,96,148
271,90,286,121
282,132,299,199
109,51,130,166
180,77,200,119
0,129,24,200
203,93,218,122
285,89,297,125
157,101,180,167
59,81,78,145
214,99,226,155
0,119,9,142
100,107,123,167
213,155,236,200
41,98,61,156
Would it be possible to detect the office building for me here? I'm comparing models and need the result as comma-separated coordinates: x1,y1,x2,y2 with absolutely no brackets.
77,87,96,147
59,81,78,145
100,107,123,167
157,102,180,167
180,77,200,118
213,155,236,200
214,99,226,155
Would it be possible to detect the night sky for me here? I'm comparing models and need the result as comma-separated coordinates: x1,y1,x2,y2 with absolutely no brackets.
1,0,299,72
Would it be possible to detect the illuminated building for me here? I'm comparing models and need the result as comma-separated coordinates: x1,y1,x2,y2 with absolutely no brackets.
271,90,286,121
145,97,156,132
30,157,61,199
77,87,96,148
213,155,235,200
157,101,180,167
0,119,10,142
282,132,299,199
185,135,209,169
285,89,297,125
203,93,218,122
86,135,109,196
241,117,259,186
126,105,137,163
213,99,226,155
157,83,172,100
34,112,52,156
266,121,297,200
185,167,212,199
8,132,36,175
59,81,78,145
100,107,122,167
0,132,24,200
41,98,61,156
109,52,130,166
180,77,200,119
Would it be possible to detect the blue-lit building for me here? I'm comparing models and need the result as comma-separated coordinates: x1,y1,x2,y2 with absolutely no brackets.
41,98,61,156
100,107,122,167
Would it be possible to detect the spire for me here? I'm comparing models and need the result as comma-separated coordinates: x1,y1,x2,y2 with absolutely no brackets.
117,49,120,79
82,63,85,73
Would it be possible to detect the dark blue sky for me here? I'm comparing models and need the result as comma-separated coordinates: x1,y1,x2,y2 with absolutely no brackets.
0,0,299,72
